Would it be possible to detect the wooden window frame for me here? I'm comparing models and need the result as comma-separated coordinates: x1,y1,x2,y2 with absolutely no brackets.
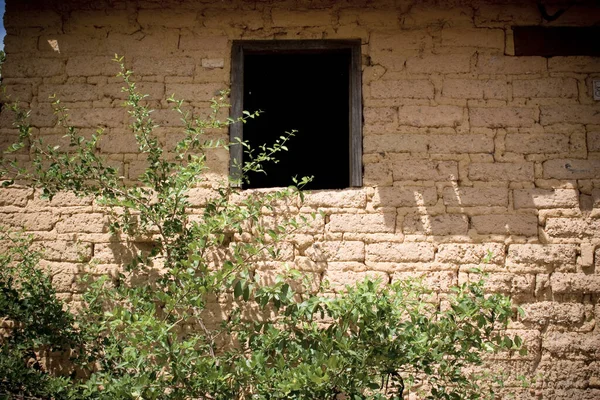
229,39,363,188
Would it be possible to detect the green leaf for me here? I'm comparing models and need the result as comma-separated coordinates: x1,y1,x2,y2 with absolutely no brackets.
234,280,243,298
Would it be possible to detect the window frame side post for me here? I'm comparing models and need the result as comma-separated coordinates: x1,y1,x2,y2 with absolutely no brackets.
349,40,363,187
229,42,244,187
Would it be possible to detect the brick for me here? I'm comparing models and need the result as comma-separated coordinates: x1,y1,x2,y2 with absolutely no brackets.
570,130,588,155
265,213,324,236
403,214,469,236
468,163,534,182
505,134,569,154
478,273,535,296
165,83,223,102
99,82,164,101
325,270,388,292
594,189,600,208
108,32,180,57
339,9,399,28
406,54,471,73
545,218,600,239
0,212,57,231
543,332,600,359
34,240,93,262
38,84,99,102
66,10,133,33
4,35,37,54
370,32,432,51
51,273,75,292
187,188,220,207
37,35,105,55
30,192,93,207
543,159,600,180
471,214,538,236
476,55,546,74
392,271,457,292
392,160,458,182
2,112,42,134
541,105,600,126
469,107,536,128
404,6,474,28
363,107,396,124
475,4,540,26
229,188,297,208
41,260,83,276
364,134,428,153
28,106,58,128
369,80,434,99
98,132,140,154
55,213,109,233
534,359,597,392
293,256,326,273
137,10,198,28
513,189,579,209
67,108,128,128
442,79,508,100
2,56,65,78
588,132,600,152
0,130,20,152
364,163,393,186
368,52,407,71
580,243,595,268
94,241,157,264
3,83,33,102
549,57,600,73
5,10,62,30
436,243,505,264
372,186,438,208
271,9,332,27
201,58,224,69
133,57,195,76
66,56,120,77
304,189,366,208
140,109,183,127
204,8,264,30
507,244,578,270
366,242,434,262
428,134,493,153
178,34,228,53
551,273,600,294
249,243,295,263
441,28,504,49
398,105,464,127
513,78,578,99
328,213,395,233
305,241,364,262
520,302,585,326
443,187,508,207
0,188,32,207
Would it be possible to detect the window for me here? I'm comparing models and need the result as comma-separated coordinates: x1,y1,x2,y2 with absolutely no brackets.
230,40,362,190
513,26,600,57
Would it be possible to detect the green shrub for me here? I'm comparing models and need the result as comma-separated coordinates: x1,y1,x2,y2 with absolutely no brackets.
0,57,524,399
0,232,79,399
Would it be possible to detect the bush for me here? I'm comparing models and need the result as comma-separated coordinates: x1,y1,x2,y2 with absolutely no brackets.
0,232,79,399
0,57,524,399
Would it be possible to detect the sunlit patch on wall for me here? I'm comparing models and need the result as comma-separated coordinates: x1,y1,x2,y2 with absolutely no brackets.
47,39,60,53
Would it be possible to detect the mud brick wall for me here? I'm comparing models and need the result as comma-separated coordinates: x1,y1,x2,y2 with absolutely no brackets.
1,0,599,398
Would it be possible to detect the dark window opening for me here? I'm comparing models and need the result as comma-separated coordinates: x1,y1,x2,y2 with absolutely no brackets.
230,40,362,190
513,26,600,57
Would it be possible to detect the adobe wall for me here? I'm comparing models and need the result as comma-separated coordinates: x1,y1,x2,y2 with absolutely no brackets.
1,0,599,398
